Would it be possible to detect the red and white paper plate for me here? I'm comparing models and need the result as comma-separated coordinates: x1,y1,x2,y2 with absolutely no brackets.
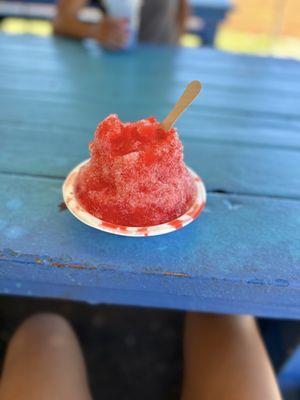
62,160,206,237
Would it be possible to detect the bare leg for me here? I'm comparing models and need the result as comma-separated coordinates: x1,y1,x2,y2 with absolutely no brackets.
0,313,93,400
181,313,282,400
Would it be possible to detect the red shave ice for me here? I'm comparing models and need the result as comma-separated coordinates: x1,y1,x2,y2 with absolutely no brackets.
75,114,196,227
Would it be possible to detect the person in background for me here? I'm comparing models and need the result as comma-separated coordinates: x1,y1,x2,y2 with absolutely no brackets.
0,313,282,399
53,0,190,50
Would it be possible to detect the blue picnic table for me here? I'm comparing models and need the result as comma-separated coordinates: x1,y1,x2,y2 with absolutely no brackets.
1,33,300,319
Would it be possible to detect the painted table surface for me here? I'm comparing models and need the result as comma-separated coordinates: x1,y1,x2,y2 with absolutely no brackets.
1,34,300,318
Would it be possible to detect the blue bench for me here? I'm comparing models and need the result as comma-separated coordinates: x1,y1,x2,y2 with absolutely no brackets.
189,0,232,45
190,0,232,46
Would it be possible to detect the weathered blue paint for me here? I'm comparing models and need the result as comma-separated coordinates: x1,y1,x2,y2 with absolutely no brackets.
0,173,300,317
0,34,300,317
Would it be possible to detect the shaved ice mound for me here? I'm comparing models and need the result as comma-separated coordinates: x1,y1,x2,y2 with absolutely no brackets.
75,114,196,227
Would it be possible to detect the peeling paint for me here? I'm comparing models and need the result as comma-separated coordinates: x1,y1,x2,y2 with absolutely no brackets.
51,262,96,270
163,271,190,278
0,249,96,271
0,249,295,289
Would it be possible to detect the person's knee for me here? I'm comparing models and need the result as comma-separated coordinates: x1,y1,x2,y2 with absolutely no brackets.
9,313,74,353
0,314,92,400
18,312,71,336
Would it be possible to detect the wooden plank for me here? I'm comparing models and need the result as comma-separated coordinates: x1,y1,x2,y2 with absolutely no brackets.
2,34,300,77
2,50,300,94
2,117,300,150
2,91,300,133
1,36,300,132
2,89,299,127
1,39,300,121
0,173,299,318
1,125,300,200
1,37,300,91
2,70,300,118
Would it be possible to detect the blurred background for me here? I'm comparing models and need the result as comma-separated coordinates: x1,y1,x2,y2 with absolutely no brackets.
1,0,300,59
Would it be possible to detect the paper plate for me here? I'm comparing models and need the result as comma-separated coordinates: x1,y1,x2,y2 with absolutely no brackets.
62,159,206,237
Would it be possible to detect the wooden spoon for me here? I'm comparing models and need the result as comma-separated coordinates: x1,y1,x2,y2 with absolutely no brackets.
161,80,202,131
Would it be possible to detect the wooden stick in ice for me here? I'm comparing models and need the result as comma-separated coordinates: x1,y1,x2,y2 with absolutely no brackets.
161,80,202,131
